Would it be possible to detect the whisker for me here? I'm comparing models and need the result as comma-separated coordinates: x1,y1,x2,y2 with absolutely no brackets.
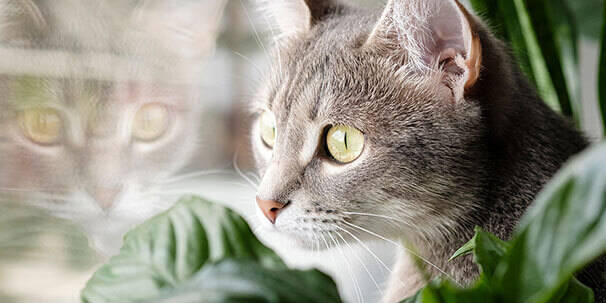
333,228,384,298
319,233,344,295
310,232,319,253
342,221,460,286
233,144,259,190
343,210,431,242
342,211,411,226
327,232,362,303
246,172,261,183
334,225,392,274
239,0,271,66
260,11,283,76
232,51,264,75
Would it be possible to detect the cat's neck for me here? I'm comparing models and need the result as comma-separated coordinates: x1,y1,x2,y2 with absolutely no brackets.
400,22,588,286
473,25,587,240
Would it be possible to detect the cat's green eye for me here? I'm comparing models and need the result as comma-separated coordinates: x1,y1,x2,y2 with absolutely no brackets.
132,103,169,142
326,125,364,163
18,108,63,145
259,110,276,148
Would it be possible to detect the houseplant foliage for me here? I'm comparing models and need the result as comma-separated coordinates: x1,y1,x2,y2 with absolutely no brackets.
403,142,606,303
470,0,580,119
82,143,606,303
470,0,606,133
80,196,342,303
81,4,606,302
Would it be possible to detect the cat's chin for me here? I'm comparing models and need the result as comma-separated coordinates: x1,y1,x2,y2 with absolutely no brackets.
266,229,339,251
255,217,343,251
294,232,348,251
77,216,139,256
89,233,124,257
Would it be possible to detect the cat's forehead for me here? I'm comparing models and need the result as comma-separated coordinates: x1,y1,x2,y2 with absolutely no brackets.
0,0,222,59
263,36,436,130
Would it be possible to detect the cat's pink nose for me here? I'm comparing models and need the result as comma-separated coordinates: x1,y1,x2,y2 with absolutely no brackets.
256,197,289,224
92,186,122,210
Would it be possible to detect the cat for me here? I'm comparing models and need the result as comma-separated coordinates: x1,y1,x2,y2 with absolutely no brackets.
0,0,225,256
250,0,605,302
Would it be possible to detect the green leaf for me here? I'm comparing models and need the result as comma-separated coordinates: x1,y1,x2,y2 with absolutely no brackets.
512,0,563,113
565,0,604,39
495,143,606,302
470,0,536,83
449,227,509,280
469,0,581,121
405,144,606,303
81,196,342,303
400,280,495,303
449,236,475,262
147,260,342,303
553,278,595,303
599,1,606,134
470,228,510,279
533,0,581,121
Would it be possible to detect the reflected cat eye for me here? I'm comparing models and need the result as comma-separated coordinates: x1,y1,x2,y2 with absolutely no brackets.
259,110,276,148
132,103,169,142
18,107,63,145
326,125,364,163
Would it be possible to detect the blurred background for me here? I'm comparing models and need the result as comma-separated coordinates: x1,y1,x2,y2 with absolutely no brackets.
0,0,604,302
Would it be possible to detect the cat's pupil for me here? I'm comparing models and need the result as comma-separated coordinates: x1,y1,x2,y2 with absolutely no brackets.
142,112,153,129
35,113,47,130
344,132,348,150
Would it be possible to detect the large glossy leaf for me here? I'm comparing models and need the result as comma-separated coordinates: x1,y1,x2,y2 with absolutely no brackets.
147,260,342,303
495,143,606,302
400,280,494,303
81,196,342,303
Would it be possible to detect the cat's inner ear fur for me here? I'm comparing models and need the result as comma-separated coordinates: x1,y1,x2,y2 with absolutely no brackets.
365,0,482,101
259,0,341,37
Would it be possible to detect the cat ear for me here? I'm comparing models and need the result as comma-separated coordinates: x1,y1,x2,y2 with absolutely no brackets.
366,0,481,97
0,0,48,46
132,0,227,58
258,0,341,37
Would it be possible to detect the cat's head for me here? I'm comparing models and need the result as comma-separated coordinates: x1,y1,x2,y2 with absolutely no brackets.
0,0,225,254
251,0,489,248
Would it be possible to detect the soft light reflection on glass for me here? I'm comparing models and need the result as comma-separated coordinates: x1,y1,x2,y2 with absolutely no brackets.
0,1,600,303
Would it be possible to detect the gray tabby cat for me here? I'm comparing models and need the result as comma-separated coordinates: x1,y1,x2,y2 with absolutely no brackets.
0,0,225,255
250,0,604,301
